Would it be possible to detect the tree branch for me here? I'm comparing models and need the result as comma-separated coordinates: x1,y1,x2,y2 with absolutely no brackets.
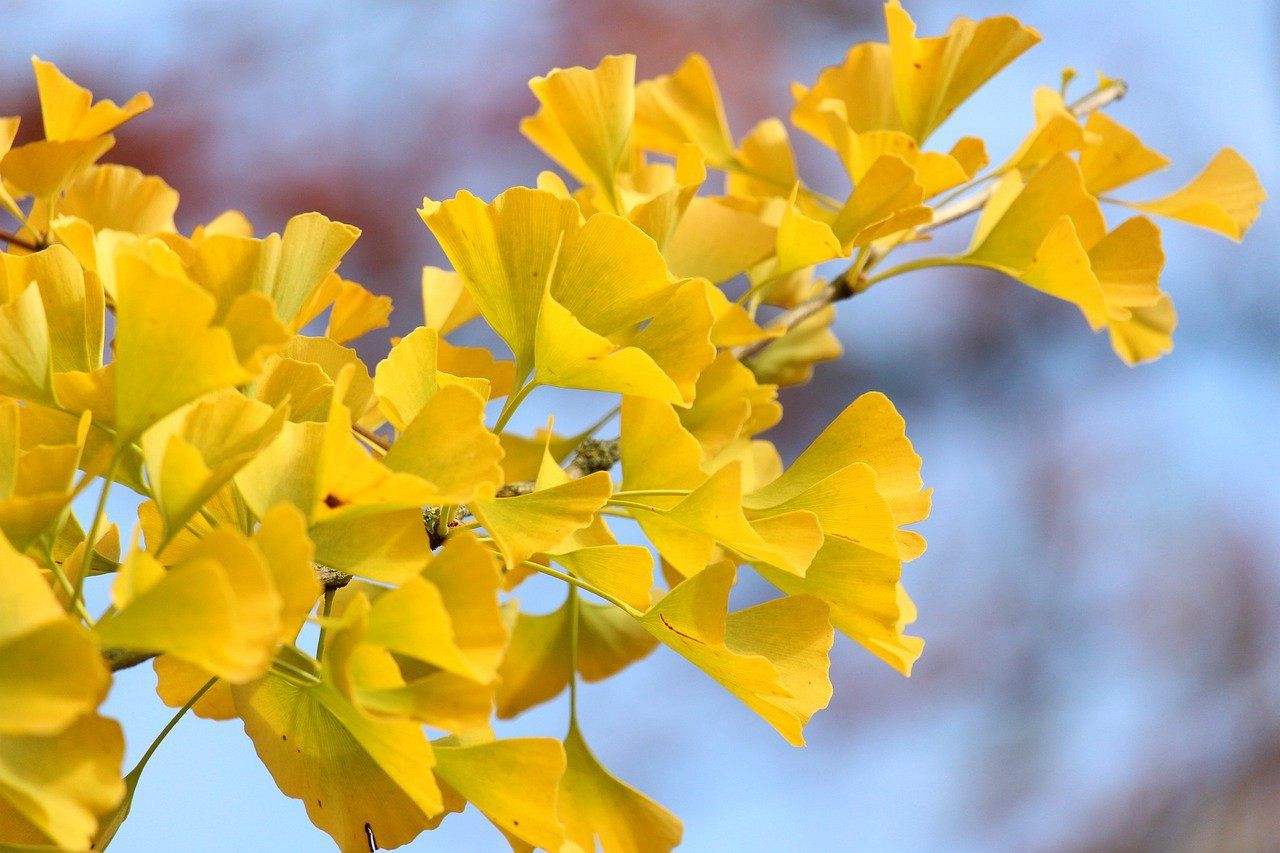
730,78,1130,362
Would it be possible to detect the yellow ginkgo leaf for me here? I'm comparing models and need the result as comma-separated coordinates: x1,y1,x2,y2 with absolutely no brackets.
111,243,251,442
747,391,930,536
254,212,361,327
630,463,821,578
635,53,736,170
1078,112,1170,196
0,117,23,219
32,57,151,142
0,713,125,850
496,597,658,718
421,266,480,335
0,533,109,736
829,154,932,249
1108,293,1177,365
623,146,707,249
153,654,237,721
749,303,843,387
550,545,655,611
140,392,287,543
964,154,1110,329
663,195,777,284
429,735,566,851
234,658,444,853
60,164,178,234
373,327,491,430
1122,148,1266,241
884,0,1041,143
347,532,505,684
641,562,833,746
728,118,799,201
820,114,970,200
0,243,105,376
756,536,923,675
678,351,781,456
383,385,504,506
521,54,635,209
325,278,392,344
471,471,612,572
0,402,90,552
0,136,114,198
95,528,282,682
791,43,899,147
421,188,711,403
559,722,683,853
996,88,1087,173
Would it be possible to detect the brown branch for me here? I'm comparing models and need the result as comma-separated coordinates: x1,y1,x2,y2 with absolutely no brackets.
0,228,41,252
730,78,1130,362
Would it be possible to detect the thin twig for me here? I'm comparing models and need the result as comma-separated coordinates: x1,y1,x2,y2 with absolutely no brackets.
0,228,41,252
730,79,1130,361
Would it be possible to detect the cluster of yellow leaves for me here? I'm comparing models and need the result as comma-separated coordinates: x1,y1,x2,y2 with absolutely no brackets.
0,2,1263,850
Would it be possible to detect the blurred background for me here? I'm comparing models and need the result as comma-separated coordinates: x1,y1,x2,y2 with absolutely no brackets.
5,0,1277,850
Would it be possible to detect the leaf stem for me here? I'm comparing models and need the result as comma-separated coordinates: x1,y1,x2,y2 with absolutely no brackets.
493,381,536,434
74,450,122,613
524,561,643,618
127,676,217,783
315,587,336,660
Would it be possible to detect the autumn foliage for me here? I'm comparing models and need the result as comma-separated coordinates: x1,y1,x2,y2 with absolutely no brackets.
0,1,1264,850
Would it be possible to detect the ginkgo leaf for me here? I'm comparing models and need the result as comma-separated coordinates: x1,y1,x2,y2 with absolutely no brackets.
140,392,287,543
884,0,1041,142
630,463,822,578
521,54,635,209
383,385,504,505
346,532,506,684
1078,111,1171,195
0,283,55,408
234,659,444,853
0,136,114,198
550,545,655,611
996,88,1086,173
0,533,109,736
429,736,565,851
325,278,392,344
0,713,125,850
829,154,932,249
728,118,799,201
791,43,900,146
60,164,178,234
496,598,658,718
635,53,736,170
1122,148,1266,241
471,471,612,571
254,212,361,327
373,327,492,430
0,402,90,553
421,188,711,403
678,351,781,456
663,196,776,284
749,303,843,387
747,391,930,535
756,536,923,675
1108,293,1177,365
0,244,104,376
32,56,151,141
641,562,833,746
421,266,480,335
111,243,251,441
559,722,683,853
622,146,707,249
95,528,283,682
